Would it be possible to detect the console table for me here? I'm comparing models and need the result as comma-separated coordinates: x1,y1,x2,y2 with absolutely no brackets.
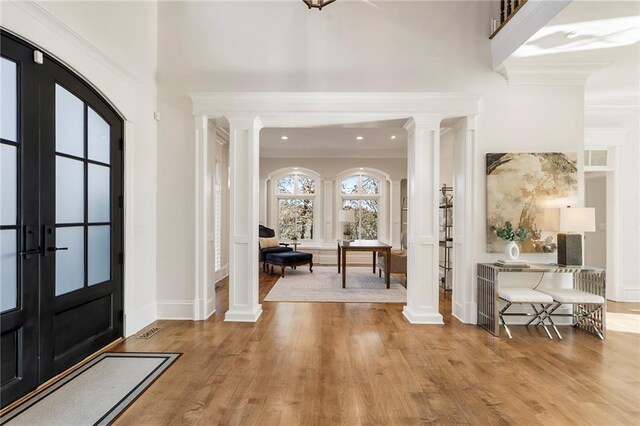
337,240,392,288
477,263,606,338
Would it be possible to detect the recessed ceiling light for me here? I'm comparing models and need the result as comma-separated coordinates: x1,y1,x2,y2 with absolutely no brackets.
356,136,364,140
281,136,288,140
358,167,364,171
390,135,397,140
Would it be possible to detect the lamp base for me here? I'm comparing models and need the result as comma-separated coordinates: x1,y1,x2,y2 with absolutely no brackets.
557,233,582,266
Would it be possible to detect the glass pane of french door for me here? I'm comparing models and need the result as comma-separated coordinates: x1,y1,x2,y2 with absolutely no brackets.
1,57,19,313
54,84,111,296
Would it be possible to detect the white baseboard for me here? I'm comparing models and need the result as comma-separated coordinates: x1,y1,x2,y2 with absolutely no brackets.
402,305,444,324
623,287,640,302
225,304,263,322
452,301,477,324
157,300,194,320
124,301,157,337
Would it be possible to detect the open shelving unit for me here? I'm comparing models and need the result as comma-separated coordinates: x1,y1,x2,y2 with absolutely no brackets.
439,185,453,291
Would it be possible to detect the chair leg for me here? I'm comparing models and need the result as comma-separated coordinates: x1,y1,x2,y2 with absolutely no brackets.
499,302,513,339
281,266,285,277
530,304,552,339
309,261,313,273
379,269,381,278
540,303,562,339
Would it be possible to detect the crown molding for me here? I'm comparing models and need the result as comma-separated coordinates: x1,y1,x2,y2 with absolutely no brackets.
585,94,640,112
498,62,610,86
187,92,482,122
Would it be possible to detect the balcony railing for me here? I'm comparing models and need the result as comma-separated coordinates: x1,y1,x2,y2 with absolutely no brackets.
490,0,528,39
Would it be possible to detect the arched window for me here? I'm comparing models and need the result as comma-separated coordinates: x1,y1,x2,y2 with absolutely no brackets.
274,172,317,240
339,173,382,240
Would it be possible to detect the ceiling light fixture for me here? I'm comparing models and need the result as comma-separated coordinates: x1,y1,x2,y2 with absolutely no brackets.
281,136,289,140
302,0,336,10
356,136,364,141
390,135,397,140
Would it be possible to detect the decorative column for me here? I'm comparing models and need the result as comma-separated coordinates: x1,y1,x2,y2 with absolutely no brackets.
194,115,212,320
452,116,477,324
226,115,263,322
403,117,444,324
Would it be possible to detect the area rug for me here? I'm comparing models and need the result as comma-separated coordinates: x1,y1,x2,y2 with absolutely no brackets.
0,352,180,426
264,266,407,303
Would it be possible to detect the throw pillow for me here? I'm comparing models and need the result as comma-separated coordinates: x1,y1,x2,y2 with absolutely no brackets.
259,237,279,249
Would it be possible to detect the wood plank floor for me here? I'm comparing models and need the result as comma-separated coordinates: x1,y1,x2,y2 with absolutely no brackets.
114,272,640,425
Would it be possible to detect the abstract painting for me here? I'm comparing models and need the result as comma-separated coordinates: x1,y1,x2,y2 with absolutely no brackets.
486,152,578,253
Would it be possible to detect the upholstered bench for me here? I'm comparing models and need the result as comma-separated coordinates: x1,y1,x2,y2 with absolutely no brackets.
498,288,557,339
265,251,313,277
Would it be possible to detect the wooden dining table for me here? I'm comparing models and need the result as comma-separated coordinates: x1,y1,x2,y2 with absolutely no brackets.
337,240,392,289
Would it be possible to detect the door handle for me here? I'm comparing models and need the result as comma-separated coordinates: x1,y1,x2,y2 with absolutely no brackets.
47,247,68,252
19,247,41,257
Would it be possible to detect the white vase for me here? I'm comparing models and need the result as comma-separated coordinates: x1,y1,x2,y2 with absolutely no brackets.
505,241,520,260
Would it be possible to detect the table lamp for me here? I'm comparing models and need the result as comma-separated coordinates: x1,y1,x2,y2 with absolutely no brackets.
338,209,356,240
543,207,595,266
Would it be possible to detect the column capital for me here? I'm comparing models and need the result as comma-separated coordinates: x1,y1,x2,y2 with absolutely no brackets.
226,114,264,131
403,115,442,133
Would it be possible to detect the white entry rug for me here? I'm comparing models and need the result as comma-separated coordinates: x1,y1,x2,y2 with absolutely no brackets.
264,266,407,303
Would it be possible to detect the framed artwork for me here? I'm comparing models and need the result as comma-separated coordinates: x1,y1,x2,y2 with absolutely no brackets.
486,152,578,253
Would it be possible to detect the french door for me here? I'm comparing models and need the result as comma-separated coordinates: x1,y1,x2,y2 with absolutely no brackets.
1,31,124,407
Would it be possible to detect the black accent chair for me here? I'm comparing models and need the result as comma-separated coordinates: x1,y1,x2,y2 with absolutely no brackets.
259,225,293,272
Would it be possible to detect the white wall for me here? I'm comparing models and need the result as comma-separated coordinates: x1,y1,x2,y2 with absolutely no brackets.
440,129,454,187
584,106,640,301
155,1,587,307
0,0,159,335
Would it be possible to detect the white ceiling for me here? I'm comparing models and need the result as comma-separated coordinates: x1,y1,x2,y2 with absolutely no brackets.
260,123,408,158
509,0,639,103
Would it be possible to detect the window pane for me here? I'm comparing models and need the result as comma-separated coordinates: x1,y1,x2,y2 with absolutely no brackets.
1,144,17,226
88,225,110,285
1,58,18,142
297,199,314,239
56,156,85,223
341,199,378,240
590,150,607,167
278,199,298,240
362,176,380,195
359,200,379,240
297,175,315,194
1,230,17,312
341,175,359,194
276,175,294,194
55,84,84,157
55,226,84,295
278,199,314,240
88,164,110,223
88,107,110,164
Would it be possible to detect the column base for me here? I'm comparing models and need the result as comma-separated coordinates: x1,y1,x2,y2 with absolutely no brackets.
224,304,263,322
402,305,444,324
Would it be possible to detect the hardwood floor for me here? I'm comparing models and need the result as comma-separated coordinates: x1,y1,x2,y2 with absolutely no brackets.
114,272,640,425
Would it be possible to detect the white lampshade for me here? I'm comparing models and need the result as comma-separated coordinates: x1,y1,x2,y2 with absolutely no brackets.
338,209,356,223
542,207,595,232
